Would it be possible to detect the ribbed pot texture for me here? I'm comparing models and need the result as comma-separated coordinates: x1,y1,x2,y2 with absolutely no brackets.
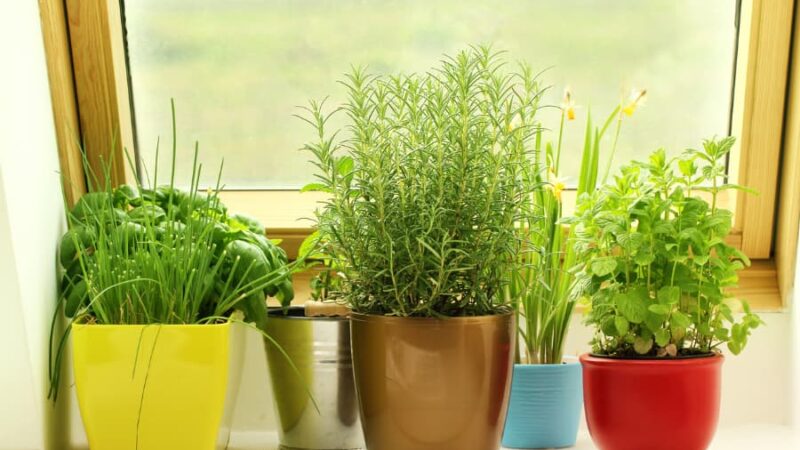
502,360,583,448
350,312,515,450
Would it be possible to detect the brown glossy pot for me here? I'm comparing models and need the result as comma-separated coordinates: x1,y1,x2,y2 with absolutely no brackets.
350,311,515,450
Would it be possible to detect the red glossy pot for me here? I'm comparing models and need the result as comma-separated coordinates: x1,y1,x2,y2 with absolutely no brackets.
580,353,723,450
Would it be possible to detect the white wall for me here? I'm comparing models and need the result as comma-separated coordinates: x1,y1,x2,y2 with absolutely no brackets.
0,174,43,450
0,1,70,449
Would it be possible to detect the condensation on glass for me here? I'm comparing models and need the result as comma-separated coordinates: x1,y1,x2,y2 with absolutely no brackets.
124,0,737,189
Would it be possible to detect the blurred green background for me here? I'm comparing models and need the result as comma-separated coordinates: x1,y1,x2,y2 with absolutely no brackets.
124,0,737,188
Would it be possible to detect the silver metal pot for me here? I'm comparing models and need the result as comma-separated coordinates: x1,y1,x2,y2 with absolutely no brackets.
264,307,365,450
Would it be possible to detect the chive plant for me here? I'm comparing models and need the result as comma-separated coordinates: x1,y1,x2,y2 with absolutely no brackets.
49,102,295,400
302,46,543,317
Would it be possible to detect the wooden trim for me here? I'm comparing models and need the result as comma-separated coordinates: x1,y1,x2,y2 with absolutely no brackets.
729,259,782,311
217,190,324,230
38,0,86,207
65,0,134,188
734,0,795,259
775,0,800,308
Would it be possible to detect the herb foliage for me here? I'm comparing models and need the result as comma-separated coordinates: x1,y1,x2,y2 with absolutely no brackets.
571,137,763,357
513,98,631,364
302,46,543,317
49,103,295,399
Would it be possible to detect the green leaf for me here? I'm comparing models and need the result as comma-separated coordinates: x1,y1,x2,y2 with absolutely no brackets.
728,341,742,355
615,316,629,336
336,156,354,176
297,230,323,260
671,311,691,328
644,311,664,333
300,182,331,193
615,291,647,324
654,222,676,235
590,257,617,277
655,329,670,347
648,304,671,315
633,337,653,355
671,325,686,340
633,250,655,266
718,303,734,322
678,159,696,176
657,286,680,305
601,316,618,337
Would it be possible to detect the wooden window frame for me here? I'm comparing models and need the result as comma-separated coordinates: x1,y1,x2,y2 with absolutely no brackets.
39,0,799,310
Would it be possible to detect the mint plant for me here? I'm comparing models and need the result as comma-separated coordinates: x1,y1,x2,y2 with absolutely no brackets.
571,137,763,357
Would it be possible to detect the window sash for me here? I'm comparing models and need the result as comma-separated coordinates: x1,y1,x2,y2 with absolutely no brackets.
40,0,796,309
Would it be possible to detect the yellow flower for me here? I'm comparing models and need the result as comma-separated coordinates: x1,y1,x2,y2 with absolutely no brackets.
561,87,576,121
622,88,647,117
547,167,567,202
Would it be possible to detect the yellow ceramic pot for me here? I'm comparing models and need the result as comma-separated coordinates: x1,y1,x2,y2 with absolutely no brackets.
71,322,244,450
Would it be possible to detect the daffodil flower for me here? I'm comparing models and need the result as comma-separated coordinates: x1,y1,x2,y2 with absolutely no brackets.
622,88,647,117
547,167,568,202
561,87,576,121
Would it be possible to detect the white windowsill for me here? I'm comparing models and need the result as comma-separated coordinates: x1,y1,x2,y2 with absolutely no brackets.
229,424,799,450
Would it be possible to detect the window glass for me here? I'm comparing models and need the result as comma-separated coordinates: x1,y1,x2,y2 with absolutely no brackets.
124,0,737,188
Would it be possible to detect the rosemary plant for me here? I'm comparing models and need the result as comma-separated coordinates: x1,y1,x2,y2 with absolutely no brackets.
513,92,637,364
302,46,543,317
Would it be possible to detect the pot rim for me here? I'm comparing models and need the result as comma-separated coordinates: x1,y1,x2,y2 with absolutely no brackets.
513,359,581,370
268,305,349,321
71,322,231,330
350,309,514,324
579,352,724,367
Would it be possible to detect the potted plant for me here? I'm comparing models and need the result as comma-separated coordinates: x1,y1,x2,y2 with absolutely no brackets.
503,91,644,449
301,47,538,450
572,137,763,450
49,105,295,450
262,232,365,450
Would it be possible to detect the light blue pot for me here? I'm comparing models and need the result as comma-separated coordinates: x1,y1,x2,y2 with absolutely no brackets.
501,359,583,449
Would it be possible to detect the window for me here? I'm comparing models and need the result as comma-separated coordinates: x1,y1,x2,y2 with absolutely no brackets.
123,0,737,188
42,0,797,308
